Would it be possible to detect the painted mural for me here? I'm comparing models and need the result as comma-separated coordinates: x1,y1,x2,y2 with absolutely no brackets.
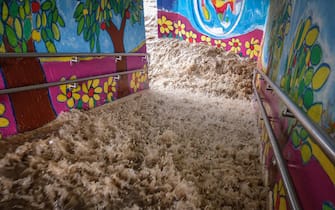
0,0,148,139
157,0,269,59
258,0,335,209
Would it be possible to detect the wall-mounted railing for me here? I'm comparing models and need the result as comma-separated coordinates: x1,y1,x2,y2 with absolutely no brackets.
255,69,335,163
0,52,149,58
0,53,149,95
253,70,301,210
0,69,147,95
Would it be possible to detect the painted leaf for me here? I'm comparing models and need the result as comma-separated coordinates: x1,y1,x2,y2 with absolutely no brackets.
58,15,65,27
287,45,294,69
52,23,60,40
86,15,91,27
101,0,106,9
14,18,22,39
19,6,25,19
95,7,100,21
301,143,312,164
5,25,18,47
46,28,53,40
74,3,84,19
24,0,30,15
285,74,291,92
77,16,84,35
2,1,8,21
0,42,5,53
312,64,330,90
89,1,93,13
307,103,323,123
52,10,58,23
23,19,32,40
41,28,48,41
50,0,56,10
295,18,311,50
104,10,107,20
291,130,300,148
304,67,314,86
21,41,27,52
90,37,95,52
0,20,3,36
9,1,19,17
303,88,313,109
297,79,304,96
305,47,311,66
310,44,322,66
42,12,47,27
300,128,309,141
95,23,100,36
41,1,52,11
305,26,319,47
83,28,89,41
47,12,53,26
14,46,22,53
280,77,286,89
36,13,41,29
96,37,101,52
45,41,56,52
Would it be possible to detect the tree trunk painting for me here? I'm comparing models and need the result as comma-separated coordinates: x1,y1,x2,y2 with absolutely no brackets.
74,1,144,98
0,58,55,132
0,0,65,132
1,36,55,132
106,9,129,98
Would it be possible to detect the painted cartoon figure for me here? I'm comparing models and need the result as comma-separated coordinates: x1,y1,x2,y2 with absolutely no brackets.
202,0,236,21
212,0,235,14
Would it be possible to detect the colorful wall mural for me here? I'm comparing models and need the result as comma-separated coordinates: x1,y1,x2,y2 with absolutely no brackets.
157,0,269,59
0,0,148,139
257,0,335,209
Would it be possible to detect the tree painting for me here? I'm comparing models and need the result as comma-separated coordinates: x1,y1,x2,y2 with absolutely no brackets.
74,0,143,97
0,0,65,132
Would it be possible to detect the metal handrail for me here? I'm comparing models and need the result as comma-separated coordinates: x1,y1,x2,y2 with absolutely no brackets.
0,68,147,95
0,52,149,58
253,71,301,210
255,68,335,163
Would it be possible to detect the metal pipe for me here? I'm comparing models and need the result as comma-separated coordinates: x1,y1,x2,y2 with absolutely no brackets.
253,71,301,210
255,68,335,164
0,52,149,58
0,68,146,95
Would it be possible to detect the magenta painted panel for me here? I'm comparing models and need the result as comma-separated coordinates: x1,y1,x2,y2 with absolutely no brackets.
0,95,17,139
41,58,117,83
158,11,263,60
0,70,17,138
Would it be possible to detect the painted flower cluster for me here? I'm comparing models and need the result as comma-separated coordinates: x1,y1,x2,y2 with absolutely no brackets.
130,70,148,93
158,15,261,59
57,71,148,109
57,76,117,109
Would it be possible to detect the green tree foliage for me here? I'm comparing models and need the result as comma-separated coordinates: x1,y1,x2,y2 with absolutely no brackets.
74,0,143,52
0,0,65,53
